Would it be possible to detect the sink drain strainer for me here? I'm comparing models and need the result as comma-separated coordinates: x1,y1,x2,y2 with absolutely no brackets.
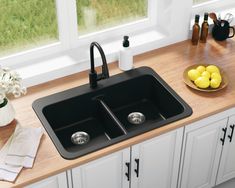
127,112,146,125
71,131,90,145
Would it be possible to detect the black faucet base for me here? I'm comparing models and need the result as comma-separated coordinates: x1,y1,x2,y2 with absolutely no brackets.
89,71,98,88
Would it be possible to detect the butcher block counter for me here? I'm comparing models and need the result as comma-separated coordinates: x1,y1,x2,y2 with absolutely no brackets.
0,37,235,188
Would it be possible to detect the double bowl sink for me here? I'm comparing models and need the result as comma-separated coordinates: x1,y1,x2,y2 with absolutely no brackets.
33,67,192,159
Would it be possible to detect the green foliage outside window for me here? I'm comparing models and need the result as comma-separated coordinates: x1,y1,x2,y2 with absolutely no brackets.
0,0,58,56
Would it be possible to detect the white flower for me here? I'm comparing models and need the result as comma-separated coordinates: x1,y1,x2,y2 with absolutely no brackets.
9,70,19,78
13,90,21,98
2,73,10,82
21,87,27,95
0,82,7,92
13,85,21,91
2,67,10,72
0,67,27,101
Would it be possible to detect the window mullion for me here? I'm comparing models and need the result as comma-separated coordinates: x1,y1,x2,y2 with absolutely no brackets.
56,0,78,50
55,0,70,49
66,0,80,48
148,0,158,26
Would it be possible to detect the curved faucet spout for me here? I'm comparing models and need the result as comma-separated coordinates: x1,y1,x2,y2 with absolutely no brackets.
89,42,110,88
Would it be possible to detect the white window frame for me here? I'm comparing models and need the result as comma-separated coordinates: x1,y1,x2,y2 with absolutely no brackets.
0,0,157,68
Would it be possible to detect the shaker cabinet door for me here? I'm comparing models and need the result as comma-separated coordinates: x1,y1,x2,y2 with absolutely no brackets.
72,148,130,188
131,128,183,188
217,115,235,185
180,118,227,188
25,172,68,188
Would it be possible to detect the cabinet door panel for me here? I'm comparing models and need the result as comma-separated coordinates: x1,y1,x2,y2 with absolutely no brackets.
217,115,235,185
131,128,183,188
180,118,227,188
25,172,68,188
72,148,130,188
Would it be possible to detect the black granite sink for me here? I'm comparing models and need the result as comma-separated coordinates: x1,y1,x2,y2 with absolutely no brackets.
32,66,192,159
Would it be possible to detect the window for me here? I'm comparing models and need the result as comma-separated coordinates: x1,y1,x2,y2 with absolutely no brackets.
0,0,58,57
70,0,156,48
76,0,148,35
1,0,156,66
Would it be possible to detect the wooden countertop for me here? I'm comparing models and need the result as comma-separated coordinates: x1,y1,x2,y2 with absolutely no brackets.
1,37,235,188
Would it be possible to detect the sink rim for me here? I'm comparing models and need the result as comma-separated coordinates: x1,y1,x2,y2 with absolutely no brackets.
32,66,193,159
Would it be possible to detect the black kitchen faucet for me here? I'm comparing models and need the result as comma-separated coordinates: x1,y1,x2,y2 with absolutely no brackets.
89,42,110,88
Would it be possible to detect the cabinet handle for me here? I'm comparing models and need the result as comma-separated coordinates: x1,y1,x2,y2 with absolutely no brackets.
220,127,227,146
134,159,140,178
228,124,235,142
125,162,130,181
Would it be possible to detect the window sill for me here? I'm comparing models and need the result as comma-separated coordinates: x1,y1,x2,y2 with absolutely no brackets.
190,6,235,28
18,29,169,87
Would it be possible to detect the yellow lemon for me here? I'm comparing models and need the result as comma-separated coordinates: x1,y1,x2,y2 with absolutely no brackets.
188,69,201,81
201,71,210,79
194,76,210,88
196,65,206,74
211,72,222,83
206,65,220,74
210,78,221,88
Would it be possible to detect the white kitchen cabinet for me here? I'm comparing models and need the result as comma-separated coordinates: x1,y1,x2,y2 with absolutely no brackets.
216,115,235,185
71,128,184,188
130,127,183,188
72,148,130,188
179,118,228,188
25,172,68,188
179,108,235,188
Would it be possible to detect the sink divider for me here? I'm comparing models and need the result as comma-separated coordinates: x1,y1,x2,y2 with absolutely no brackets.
96,99,128,135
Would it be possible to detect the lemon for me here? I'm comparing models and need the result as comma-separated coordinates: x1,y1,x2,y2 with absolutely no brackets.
194,76,210,88
206,65,220,74
196,66,206,74
201,71,210,79
210,78,221,88
211,72,222,83
188,69,201,81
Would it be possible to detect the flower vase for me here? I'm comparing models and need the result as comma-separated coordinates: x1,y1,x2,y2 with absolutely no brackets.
0,98,15,127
